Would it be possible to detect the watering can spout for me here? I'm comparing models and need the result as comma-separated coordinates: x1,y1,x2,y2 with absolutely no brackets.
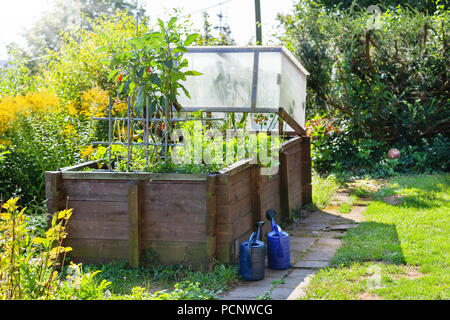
255,221,265,241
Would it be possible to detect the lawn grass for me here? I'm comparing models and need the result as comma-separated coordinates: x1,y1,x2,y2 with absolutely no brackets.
81,261,239,299
302,173,450,300
312,173,341,209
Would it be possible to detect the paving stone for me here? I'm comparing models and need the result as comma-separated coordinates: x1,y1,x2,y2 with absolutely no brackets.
287,274,315,300
290,237,317,252
270,287,296,300
328,224,359,231
315,237,342,248
293,260,329,269
302,248,336,261
296,223,328,231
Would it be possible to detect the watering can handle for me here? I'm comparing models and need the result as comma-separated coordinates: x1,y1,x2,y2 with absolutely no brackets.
247,232,256,268
274,224,284,258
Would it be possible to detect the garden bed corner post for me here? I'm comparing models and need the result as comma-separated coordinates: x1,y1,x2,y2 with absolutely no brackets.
45,171,66,227
128,180,142,268
205,175,217,271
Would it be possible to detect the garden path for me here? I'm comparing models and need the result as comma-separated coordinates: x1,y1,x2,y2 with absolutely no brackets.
220,199,366,300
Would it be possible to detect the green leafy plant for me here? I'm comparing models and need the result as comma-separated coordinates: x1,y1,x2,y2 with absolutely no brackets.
0,198,73,299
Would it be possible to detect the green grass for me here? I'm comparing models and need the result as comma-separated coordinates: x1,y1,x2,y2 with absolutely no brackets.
80,261,239,299
302,173,450,300
312,173,341,209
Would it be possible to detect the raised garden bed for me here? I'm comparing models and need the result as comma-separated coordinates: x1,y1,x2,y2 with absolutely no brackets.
45,136,311,269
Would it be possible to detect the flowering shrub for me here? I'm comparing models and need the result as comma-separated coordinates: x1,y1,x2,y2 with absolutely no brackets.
0,90,60,136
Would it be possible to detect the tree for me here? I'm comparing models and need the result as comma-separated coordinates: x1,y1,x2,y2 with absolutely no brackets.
23,0,145,61
198,11,235,46
317,0,446,13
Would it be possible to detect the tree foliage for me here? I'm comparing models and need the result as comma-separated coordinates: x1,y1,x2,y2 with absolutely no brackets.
280,1,449,175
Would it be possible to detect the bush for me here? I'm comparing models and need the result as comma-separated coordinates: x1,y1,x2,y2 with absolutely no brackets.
0,96,94,207
280,1,449,176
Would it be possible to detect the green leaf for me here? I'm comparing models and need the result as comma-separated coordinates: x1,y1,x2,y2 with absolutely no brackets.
150,73,161,86
94,46,108,54
184,33,198,46
168,17,177,29
184,70,203,76
134,86,145,116
179,84,191,99
172,46,188,54
128,81,136,96
100,59,111,65
107,69,118,81
137,67,146,79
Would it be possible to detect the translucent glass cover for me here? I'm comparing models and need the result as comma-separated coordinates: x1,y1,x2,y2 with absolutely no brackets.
177,46,309,128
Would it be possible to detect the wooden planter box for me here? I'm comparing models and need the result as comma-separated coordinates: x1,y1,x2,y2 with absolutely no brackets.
45,137,312,269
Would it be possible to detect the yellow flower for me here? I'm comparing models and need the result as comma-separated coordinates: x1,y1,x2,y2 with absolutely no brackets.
0,90,60,135
81,145,94,159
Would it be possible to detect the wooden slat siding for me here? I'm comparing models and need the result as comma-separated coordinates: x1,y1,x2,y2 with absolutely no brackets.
66,200,128,222
301,137,312,205
215,178,232,263
65,239,128,260
63,171,208,181
66,219,129,240
279,150,291,220
251,166,263,226
141,241,207,269
64,180,128,202
128,181,141,268
45,171,66,228
141,181,207,243
260,173,281,236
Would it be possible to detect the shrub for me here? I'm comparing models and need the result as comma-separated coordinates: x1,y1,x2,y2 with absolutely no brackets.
280,1,449,176
0,198,72,299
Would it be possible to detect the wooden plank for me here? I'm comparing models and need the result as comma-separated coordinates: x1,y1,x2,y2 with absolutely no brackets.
45,171,66,228
64,180,128,202
141,241,207,268
279,150,291,220
141,182,206,201
229,167,251,186
231,211,253,239
229,195,252,223
67,219,129,240
65,239,128,259
141,225,206,242
278,108,306,136
63,171,209,181
251,166,263,225
60,161,99,172
128,181,141,268
218,159,252,176
67,201,128,222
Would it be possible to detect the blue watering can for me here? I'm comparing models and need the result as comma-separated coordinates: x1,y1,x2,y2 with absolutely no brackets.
266,210,291,270
239,221,265,281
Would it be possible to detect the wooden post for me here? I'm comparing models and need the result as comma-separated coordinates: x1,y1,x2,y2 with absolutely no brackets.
45,171,66,227
301,137,313,205
279,150,291,221
251,166,263,226
205,175,217,271
128,181,141,268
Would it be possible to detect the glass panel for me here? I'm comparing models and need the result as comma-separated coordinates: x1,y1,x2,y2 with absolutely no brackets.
178,52,254,109
280,53,307,128
256,52,281,110
177,47,308,130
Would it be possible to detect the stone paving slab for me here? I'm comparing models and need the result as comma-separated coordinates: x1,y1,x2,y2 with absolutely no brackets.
293,260,329,269
289,237,317,252
328,224,359,231
295,223,328,231
302,247,336,262
220,201,367,300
